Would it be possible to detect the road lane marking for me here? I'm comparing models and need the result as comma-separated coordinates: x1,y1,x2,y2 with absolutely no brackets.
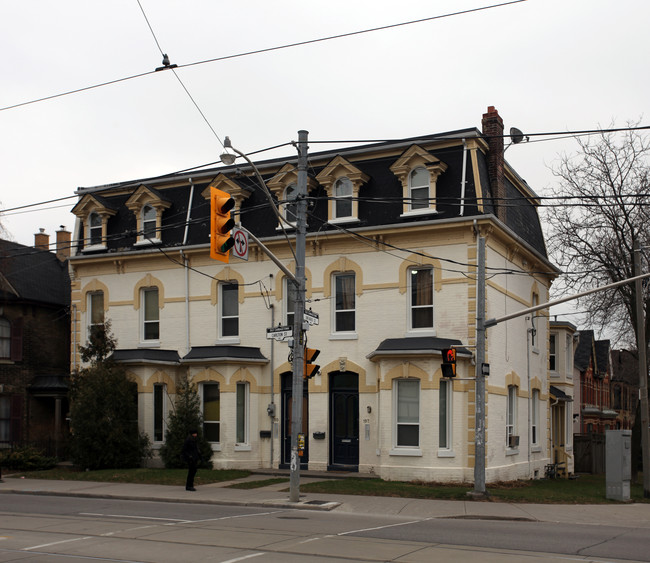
23,536,92,551
221,553,265,563
80,512,188,522
337,517,433,536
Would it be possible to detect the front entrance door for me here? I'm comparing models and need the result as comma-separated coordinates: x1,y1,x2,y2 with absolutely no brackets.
329,372,359,470
280,372,308,469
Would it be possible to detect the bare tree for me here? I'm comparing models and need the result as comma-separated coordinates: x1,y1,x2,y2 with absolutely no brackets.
545,124,650,347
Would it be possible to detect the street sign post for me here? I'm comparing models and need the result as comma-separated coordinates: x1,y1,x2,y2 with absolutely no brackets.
304,309,319,326
266,325,293,341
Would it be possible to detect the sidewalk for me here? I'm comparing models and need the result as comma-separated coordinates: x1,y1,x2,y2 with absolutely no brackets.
1,472,650,529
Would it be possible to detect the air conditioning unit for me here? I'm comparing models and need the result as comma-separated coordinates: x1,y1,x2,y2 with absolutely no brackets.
508,435,520,448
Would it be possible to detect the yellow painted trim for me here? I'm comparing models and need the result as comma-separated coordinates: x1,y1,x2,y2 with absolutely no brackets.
133,274,165,310
211,267,245,305
398,254,443,294
322,257,364,298
79,279,110,313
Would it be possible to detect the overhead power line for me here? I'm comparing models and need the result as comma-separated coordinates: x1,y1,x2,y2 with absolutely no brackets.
1,0,526,113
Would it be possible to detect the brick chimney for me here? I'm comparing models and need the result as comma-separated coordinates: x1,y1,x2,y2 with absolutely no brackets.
56,225,71,262
34,228,50,251
481,106,506,224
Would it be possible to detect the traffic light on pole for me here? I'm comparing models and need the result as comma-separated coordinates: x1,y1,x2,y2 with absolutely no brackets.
441,348,457,378
303,347,321,380
210,187,236,263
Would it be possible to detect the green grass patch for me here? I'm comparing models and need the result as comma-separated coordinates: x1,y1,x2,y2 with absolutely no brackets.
301,474,650,504
12,467,250,487
226,478,290,490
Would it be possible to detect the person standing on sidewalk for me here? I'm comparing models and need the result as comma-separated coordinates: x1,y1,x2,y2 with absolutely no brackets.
181,429,202,491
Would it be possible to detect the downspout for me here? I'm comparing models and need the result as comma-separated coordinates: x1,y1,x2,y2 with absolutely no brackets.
181,178,195,354
459,138,468,216
270,299,275,468
72,304,77,371
526,316,532,476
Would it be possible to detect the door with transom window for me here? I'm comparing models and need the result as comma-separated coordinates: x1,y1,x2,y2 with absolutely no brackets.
329,372,359,470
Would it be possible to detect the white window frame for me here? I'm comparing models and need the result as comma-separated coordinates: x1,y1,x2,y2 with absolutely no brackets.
285,277,297,327
391,379,421,455
219,281,239,341
0,396,10,442
549,333,557,373
141,287,160,343
153,383,166,443
87,291,104,342
408,267,434,333
87,212,104,248
531,294,539,350
408,167,430,211
235,381,250,450
438,378,454,456
506,385,518,450
333,177,353,219
531,389,540,447
283,183,298,226
332,273,356,335
201,382,221,448
565,334,573,378
142,204,158,241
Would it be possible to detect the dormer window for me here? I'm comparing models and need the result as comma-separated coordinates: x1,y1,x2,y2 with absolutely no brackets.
267,164,318,230
125,185,171,245
334,178,353,218
88,212,103,246
390,145,448,217
315,156,368,224
142,205,157,240
409,168,430,211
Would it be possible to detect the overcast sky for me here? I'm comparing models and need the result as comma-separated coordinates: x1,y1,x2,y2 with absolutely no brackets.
2,0,648,332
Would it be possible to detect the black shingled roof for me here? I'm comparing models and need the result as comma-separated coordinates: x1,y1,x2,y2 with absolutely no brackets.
0,239,70,306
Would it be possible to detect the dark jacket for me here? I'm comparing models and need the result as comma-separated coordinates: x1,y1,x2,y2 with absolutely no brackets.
181,434,201,464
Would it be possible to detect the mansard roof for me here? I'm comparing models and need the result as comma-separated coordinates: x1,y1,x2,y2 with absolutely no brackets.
71,127,549,261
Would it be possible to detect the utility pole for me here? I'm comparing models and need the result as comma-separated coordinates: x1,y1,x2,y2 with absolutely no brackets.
472,234,487,497
289,130,309,502
633,241,650,497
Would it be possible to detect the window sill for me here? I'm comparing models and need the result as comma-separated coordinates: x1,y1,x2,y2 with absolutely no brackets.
437,449,455,458
406,329,436,337
82,244,107,253
218,337,240,345
389,448,422,457
139,341,161,348
0,359,15,365
506,448,519,456
329,332,358,341
328,217,359,225
400,209,439,218
531,445,542,453
209,443,222,452
235,444,252,452
134,238,161,247
549,372,560,378
532,347,540,355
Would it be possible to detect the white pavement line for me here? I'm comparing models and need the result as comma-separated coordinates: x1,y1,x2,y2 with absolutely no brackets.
80,512,187,522
337,517,432,536
186,510,285,524
220,553,265,563
101,525,158,537
23,536,92,551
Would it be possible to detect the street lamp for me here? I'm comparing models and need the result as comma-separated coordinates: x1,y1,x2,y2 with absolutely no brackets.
218,134,310,503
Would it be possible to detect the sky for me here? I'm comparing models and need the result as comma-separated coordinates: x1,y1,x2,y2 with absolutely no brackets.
2,0,649,334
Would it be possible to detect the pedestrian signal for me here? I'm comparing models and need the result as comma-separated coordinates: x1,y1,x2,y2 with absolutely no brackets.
441,347,457,378
303,347,321,380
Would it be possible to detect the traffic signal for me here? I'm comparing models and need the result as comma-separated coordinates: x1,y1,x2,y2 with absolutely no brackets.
210,187,236,263
441,347,457,378
303,347,321,380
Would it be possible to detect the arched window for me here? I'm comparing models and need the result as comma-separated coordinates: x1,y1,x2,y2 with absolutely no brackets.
284,184,298,224
409,168,430,210
409,267,433,330
142,205,157,239
88,212,102,246
334,177,353,218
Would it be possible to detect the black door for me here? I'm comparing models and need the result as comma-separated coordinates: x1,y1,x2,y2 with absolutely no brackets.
329,372,359,470
280,372,309,469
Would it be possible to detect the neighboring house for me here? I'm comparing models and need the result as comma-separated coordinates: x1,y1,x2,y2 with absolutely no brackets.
69,106,560,483
0,229,71,456
548,320,576,476
574,331,617,434
610,349,638,430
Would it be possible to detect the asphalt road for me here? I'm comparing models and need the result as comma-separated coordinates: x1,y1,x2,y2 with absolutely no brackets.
0,494,648,562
